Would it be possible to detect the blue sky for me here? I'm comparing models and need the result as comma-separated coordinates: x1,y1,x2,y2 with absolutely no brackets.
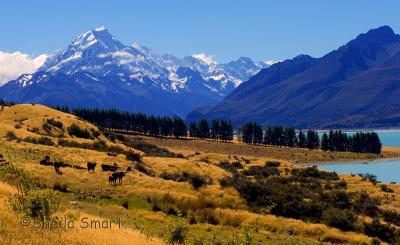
1,0,399,62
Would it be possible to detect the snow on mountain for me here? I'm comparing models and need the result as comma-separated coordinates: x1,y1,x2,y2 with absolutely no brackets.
0,27,269,116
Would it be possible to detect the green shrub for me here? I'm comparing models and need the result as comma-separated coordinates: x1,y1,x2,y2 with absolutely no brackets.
381,209,400,226
46,118,64,129
53,182,68,193
42,122,52,134
118,135,183,158
159,171,212,190
189,174,207,190
364,219,399,244
91,129,101,138
218,161,238,173
265,161,280,167
166,217,189,244
380,184,394,193
10,189,59,222
37,137,54,146
370,237,381,245
67,124,92,139
125,151,142,162
57,139,124,154
359,173,378,185
5,131,17,141
30,127,40,133
134,162,156,176
241,224,255,245
291,167,339,180
321,208,356,231
243,164,280,178
232,161,244,169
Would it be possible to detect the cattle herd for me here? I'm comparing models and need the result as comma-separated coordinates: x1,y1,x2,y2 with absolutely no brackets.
37,153,131,185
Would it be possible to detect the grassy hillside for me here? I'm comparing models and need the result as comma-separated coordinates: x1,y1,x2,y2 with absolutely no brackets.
0,104,399,244
139,135,400,163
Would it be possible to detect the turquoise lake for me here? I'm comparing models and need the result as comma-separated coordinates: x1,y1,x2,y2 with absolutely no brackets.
320,160,400,183
318,130,400,183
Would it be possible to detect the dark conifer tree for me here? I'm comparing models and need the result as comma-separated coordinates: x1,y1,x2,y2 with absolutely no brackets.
172,116,187,138
263,127,273,145
306,129,319,149
210,120,221,141
197,119,210,139
298,130,307,148
321,133,329,151
189,122,198,138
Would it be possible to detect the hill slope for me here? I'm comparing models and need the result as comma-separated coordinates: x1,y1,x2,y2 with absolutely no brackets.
190,26,400,129
1,104,400,244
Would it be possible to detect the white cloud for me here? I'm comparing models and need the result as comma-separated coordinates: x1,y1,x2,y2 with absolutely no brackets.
0,51,47,85
98,51,144,65
192,53,217,65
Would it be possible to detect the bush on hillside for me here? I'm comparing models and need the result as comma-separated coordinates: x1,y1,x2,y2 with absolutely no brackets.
5,131,17,141
166,217,189,244
67,124,92,139
125,151,142,162
364,219,399,244
321,208,356,231
46,118,63,129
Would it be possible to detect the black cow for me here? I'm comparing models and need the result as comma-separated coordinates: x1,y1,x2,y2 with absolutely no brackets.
101,164,118,172
87,162,97,172
53,161,63,175
40,156,52,166
111,171,126,185
108,175,116,185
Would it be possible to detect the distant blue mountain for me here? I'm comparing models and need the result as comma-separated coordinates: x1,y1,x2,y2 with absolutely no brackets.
0,27,268,116
188,26,400,129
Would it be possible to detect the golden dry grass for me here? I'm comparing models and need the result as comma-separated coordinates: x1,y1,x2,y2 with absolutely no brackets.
138,135,399,163
0,139,390,244
0,181,164,245
0,104,398,244
0,104,95,140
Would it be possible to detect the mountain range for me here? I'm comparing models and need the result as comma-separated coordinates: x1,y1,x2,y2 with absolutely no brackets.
2,25,400,129
0,27,268,116
188,25,400,129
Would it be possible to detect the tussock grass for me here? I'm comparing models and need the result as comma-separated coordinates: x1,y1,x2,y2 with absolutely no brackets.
0,104,399,244
140,135,399,163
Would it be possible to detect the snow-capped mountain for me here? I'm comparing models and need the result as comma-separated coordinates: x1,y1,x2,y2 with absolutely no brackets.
0,27,269,116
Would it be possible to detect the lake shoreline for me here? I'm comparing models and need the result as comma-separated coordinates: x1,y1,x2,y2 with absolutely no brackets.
297,157,400,167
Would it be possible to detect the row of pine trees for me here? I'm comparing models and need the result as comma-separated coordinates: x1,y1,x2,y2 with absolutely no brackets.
238,122,381,154
320,130,381,154
54,106,381,154
56,107,233,141
238,123,320,149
